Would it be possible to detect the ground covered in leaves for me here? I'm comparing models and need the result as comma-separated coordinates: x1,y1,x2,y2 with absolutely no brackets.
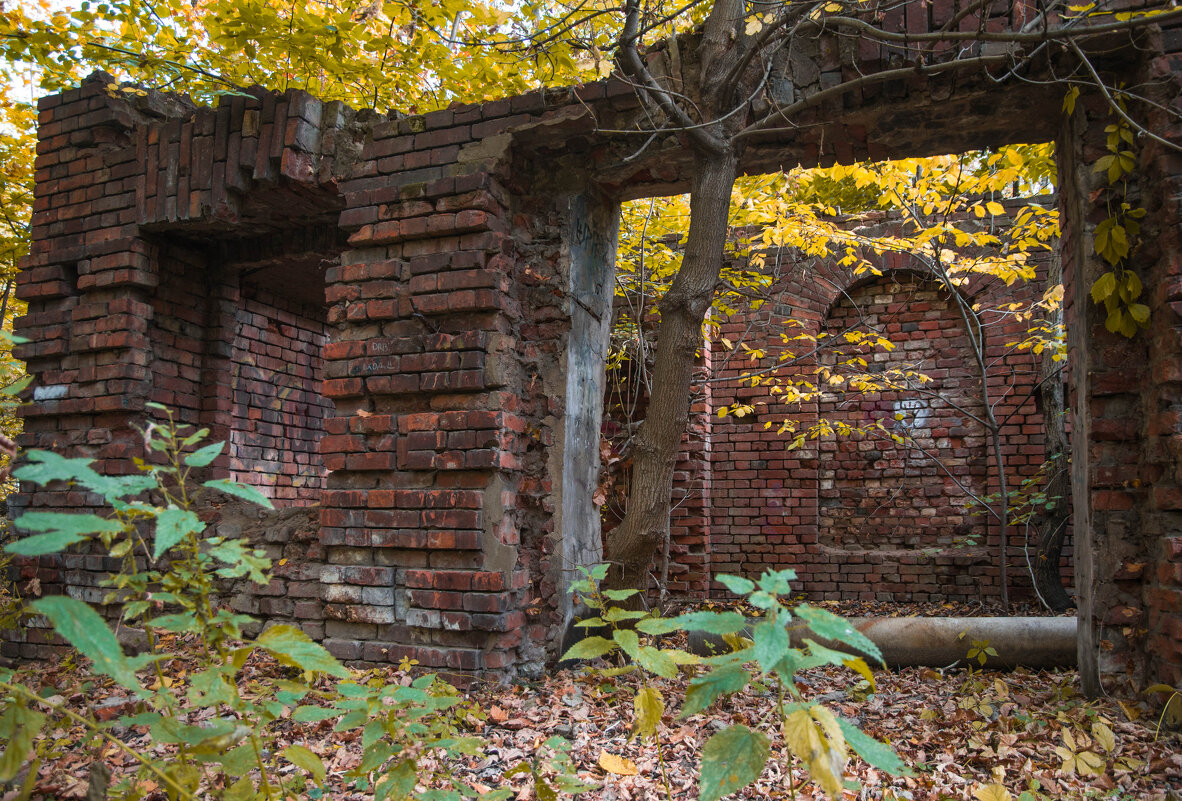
7,644,1179,801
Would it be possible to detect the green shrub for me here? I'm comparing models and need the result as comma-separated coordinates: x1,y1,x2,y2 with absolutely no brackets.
0,406,512,800
563,564,909,800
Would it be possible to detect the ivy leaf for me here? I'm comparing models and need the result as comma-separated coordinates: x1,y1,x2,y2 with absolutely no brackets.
699,725,769,801
1091,272,1117,304
256,624,349,678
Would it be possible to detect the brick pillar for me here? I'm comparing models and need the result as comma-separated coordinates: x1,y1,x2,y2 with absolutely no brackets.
323,107,530,676
15,74,156,495
1062,23,1182,692
1139,21,1182,689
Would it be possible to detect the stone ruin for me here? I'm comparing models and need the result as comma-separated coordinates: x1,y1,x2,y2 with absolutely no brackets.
6,4,1182,693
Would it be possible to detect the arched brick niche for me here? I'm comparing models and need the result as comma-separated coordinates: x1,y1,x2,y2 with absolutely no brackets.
817,272,989,556
704,230,1061,604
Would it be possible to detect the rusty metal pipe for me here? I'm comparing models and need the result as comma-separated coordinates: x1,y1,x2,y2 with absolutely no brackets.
688,616,1077,669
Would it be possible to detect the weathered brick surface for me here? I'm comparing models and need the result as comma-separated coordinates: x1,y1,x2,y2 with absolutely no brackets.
705,255,1069,602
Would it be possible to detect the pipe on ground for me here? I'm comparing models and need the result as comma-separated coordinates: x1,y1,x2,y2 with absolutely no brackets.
687,616,1077,669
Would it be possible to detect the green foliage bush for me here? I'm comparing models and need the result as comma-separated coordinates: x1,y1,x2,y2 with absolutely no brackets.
563,564,908,800
0,407,531,801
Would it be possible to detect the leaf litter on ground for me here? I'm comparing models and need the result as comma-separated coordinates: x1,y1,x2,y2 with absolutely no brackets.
5,631,1179,801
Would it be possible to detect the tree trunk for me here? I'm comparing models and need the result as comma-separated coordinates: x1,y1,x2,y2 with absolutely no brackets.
604,150,738,591
1031,251,1074,611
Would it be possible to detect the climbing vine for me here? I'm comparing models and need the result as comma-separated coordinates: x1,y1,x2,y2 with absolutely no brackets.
1067,87,1150,338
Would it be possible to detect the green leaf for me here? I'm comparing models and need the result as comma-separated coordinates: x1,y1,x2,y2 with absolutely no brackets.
154,507,202,559
183,441,224,468
699,725,770,801
757,569,796,595
631,686,663,741
794,605,883,664
752,619,790,674
635,616,681,635
6,512,123,555
257,624,349,678
219,746,258,779
636,646,678,679
282,744,326,786
149,613,198,633
681,664,750,718
0,706,45,782
203,478,274,510
5,529,88,556
672,611,748,635
602,589,639,601
1,374,33,396
836,716,909,776
613,629,640,659
293,705,341,723
715,574,755,596
603,607,648,623
376,760,416,801
13,451,155,500
561,636,616,661
32,596,151,693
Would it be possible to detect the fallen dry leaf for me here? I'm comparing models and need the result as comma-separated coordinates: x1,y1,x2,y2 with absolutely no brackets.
598,751,639,776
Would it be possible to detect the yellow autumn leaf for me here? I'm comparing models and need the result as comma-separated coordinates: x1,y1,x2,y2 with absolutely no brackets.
973,783,1013,801
986,201,1006,216
1091,721,1116,753
598,752,639,776
631,686,663,742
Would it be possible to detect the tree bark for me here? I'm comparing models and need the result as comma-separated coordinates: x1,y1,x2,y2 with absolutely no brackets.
604,150,739,591
1032,251,1074,611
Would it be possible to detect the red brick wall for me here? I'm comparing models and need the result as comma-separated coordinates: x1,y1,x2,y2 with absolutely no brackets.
819,275,989,554
229,286,330,505
703,231,1068,604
